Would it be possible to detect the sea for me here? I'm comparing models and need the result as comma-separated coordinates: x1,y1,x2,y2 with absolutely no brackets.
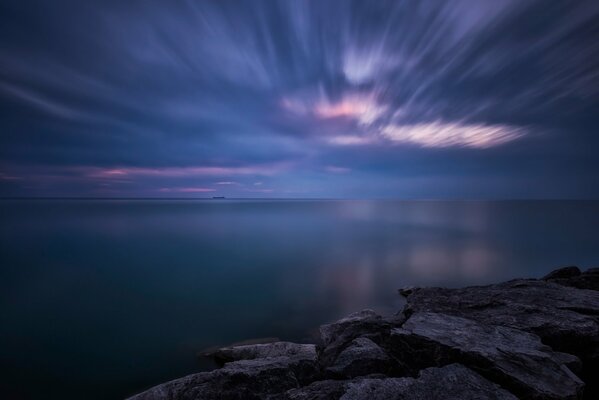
1,199,598,399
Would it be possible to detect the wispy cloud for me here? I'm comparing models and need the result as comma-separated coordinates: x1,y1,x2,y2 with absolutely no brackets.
381,122,525,149
159,187,215,193
1,0,598,198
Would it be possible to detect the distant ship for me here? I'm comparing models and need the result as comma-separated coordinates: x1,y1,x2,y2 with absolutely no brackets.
212,196,226,199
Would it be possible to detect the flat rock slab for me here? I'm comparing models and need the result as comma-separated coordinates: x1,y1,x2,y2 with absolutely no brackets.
205,341,317,366
130,355,319,400
389,312,583,400
404,279,599,361
282,364,517,400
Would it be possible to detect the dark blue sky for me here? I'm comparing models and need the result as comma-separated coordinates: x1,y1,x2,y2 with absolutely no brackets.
1,0,598,198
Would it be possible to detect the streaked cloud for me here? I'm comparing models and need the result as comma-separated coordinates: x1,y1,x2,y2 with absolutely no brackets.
159,187,215,193
326,135,373,147
381,122,525,149
0,0,597,198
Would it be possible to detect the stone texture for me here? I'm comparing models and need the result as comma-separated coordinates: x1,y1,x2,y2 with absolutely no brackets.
205,341,317,366
281,364,517,400
130,355,319,400
388,312,584,400
325,337,398,378
403,279,599,363
318,309,403,368
545,268,599,291
129,267,599,400
542,266,581,280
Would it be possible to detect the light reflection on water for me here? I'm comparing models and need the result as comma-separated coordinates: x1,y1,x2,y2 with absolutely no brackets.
1,199,598,399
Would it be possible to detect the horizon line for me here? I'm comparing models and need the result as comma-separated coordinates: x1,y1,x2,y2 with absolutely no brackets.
1,196,598,201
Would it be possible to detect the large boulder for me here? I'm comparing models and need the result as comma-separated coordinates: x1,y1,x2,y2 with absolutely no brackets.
387,312,584,400
318,309,403,367
542,266,582,280
403,279,599,364
544,267,599,291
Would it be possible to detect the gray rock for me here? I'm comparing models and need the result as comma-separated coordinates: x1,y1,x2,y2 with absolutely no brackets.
398,286,420,297
129,355,319,400
326,337,397,378
128,267,599,400
342,364,518,400
543,266,581,280
205,342,317,366
282,364,517,400
547,268,599,291
388,312,584,400
280,380,348,400
403,279,599,363
319,310,403,367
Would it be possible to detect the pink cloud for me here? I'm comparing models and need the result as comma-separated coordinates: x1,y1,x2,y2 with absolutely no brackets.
86,163,289,179
326,135,373,146
282,91,386,126
159,187,216,193
381,121,525,148
325,166,351,174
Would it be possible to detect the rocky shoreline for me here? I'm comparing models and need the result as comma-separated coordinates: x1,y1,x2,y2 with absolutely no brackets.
129,266,599,400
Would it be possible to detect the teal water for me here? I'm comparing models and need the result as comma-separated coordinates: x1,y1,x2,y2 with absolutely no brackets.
1,199,598,399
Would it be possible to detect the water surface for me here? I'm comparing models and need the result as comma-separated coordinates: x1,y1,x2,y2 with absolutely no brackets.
1,199,598,399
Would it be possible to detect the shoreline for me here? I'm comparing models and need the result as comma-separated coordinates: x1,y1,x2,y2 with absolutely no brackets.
129,266,599,400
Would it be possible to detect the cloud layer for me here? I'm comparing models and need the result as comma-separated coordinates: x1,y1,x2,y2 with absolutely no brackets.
1,0,598,198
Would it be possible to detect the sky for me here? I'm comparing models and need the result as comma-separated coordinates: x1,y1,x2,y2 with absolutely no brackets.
1,0,598,199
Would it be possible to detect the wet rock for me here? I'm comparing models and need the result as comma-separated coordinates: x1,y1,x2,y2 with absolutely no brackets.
205,342,317,366
388,312,584,400
325,337,398,378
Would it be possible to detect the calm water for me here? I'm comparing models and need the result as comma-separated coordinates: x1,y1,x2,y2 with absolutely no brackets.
1,199,599,399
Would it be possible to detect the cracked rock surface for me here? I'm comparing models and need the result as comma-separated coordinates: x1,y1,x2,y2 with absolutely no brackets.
128,267,599,400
